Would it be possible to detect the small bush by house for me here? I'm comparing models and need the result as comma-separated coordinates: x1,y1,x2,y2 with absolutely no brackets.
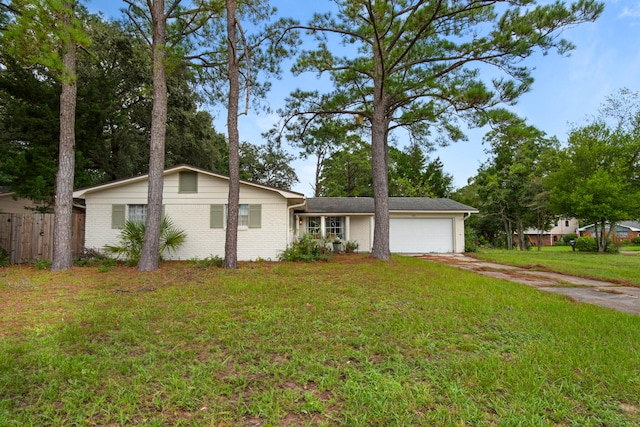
575,236,598,252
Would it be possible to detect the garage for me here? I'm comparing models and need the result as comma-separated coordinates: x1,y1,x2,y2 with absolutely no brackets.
298,197,477,254
390,217,454,253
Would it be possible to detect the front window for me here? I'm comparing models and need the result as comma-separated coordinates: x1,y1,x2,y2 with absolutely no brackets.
225,204,249,227
326,216,344,239
238,204,249,227
129,204,147,223
306,216,321,238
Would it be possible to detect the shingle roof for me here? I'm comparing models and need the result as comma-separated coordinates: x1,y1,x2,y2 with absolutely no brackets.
579,221,640,232
300,197,478,214
619,221,640,231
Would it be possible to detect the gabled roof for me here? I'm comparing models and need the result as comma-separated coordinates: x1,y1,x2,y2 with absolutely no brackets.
300,197,478,214
72,164,305,200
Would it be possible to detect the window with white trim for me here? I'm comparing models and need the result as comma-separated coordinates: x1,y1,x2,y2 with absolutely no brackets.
128,204,147,223
325,216,344,239
210,204,261,229
226,204,250,227
306,217,321,238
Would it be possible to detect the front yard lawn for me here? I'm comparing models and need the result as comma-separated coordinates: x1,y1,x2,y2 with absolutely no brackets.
474,248,640,286
1,255,639,426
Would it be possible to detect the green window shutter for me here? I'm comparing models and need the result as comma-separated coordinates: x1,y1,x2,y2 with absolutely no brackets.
179,171,198,193
112,204,125,229
210,204,224,229
249,204,261,228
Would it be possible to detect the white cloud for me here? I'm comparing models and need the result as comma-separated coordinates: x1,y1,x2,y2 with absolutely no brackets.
619,3,640,18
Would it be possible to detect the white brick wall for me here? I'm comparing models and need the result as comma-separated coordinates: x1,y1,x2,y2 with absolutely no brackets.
83,172,294,261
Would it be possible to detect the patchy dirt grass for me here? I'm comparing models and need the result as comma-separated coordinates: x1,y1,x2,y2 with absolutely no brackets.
1,254,640,426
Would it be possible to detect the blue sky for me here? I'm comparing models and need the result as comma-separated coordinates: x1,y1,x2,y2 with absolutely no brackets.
86,0,640,195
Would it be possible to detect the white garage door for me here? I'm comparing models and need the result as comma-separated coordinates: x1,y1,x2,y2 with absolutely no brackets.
390,218,453,253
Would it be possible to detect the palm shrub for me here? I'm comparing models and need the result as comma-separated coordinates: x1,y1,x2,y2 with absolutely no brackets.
104,216,187,265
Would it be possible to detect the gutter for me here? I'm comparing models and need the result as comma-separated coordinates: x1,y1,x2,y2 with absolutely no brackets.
287,199,308,245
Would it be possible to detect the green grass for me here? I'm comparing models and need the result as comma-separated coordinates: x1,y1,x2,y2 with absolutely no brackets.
1,256,640,426
474,247,640,286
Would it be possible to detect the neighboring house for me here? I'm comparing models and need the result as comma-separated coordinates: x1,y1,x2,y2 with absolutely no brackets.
72,165,478,261
579,221,640,243
0,191,47,214
296,197,477,254
522,218,580,247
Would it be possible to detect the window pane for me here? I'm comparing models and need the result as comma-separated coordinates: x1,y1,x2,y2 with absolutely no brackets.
129,204,147,223
225,204,249,227
325,216,344,239
239,204,249,227
306,217,321,238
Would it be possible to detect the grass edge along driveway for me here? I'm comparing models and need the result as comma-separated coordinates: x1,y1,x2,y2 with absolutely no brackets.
473,247,640,287
1,255,639,426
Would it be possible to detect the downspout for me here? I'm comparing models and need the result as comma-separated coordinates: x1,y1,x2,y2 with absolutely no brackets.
287,200,307,246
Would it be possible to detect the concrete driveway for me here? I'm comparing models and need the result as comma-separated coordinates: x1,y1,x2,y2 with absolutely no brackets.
417,254,640,315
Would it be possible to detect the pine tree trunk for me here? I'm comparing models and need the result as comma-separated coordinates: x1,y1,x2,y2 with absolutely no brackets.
138,0,167,272
370,47,390,261
224,0,239,269
51,2,77,271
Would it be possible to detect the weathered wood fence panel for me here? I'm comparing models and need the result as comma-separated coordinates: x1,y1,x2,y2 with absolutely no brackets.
0,213,85,264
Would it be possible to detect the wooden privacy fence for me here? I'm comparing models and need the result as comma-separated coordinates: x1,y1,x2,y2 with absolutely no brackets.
0,213,85,264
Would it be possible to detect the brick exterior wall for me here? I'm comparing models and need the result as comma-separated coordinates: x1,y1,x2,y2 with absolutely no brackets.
83,172,294,261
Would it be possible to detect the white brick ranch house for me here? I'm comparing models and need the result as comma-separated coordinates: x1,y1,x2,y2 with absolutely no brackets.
72,165,477,261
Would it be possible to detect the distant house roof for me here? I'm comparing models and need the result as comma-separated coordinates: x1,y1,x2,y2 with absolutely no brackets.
579,221,640,232
300,197,478,214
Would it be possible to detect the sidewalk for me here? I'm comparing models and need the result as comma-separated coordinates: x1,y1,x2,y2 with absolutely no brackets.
417,254,640,315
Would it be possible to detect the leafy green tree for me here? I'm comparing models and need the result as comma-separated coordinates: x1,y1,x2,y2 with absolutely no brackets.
284,118,358,196
239,140,298,189
475,110,553,250
546,121,640,252
1,14,228,194
286,0,603,260
0,55,60,204
424,157,453,199
388,143,431,197
452,181,503,248
388,142,453,197
319,136,372,197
